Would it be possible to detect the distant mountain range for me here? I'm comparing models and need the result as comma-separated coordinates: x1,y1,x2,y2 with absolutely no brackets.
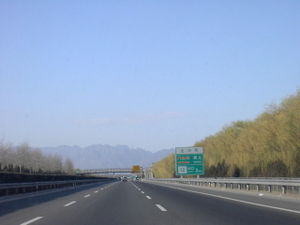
41,144,173,169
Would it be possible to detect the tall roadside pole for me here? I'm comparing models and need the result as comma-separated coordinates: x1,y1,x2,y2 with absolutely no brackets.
175,147,204,178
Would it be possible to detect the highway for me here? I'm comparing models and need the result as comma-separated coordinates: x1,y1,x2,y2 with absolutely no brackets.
0,180,300,225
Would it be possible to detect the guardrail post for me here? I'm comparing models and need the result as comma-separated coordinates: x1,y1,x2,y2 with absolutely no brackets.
256,185,259,192
231,183,233,189
238,184,241,190
268,185,271,192
246,184,249,191
281,186,286,194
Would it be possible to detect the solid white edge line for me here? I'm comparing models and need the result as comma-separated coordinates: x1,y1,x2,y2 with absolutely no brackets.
156,204,167,212
20,216,43,225
84,194,91,198
64,201,76,207
152,183,300,215
146,195,152,199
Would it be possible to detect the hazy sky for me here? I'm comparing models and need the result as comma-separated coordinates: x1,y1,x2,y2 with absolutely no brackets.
0,1,299,151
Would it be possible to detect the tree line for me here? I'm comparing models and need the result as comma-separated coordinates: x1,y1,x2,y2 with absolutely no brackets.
152,90,300,177
0,142,74,174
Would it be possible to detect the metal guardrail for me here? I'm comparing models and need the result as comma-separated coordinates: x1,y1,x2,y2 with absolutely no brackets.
0,178,113,196
147,178,300,195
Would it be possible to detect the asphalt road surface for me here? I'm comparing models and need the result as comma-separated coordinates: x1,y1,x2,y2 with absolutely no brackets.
0,180,300,225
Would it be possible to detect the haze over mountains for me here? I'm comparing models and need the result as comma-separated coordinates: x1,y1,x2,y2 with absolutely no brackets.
41,144,173,169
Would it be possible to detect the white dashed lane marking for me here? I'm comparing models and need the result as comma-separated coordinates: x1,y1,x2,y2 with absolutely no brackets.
156,204,167,212
64,201,76,207
146,195,151,199
84,194,91,198
20,216,43,225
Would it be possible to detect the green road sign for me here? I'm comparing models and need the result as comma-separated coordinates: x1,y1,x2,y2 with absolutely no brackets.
175,147,204,176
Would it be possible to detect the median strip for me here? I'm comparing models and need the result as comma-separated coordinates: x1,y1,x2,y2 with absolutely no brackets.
20,216,43,225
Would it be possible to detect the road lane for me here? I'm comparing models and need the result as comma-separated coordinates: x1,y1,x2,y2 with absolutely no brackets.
34,181,177,225
0,181,116,225
136,181,300,225
0,180,299,225
143,180,300,211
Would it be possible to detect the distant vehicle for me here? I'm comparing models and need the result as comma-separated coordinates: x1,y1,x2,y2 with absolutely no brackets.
121,176,128,182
